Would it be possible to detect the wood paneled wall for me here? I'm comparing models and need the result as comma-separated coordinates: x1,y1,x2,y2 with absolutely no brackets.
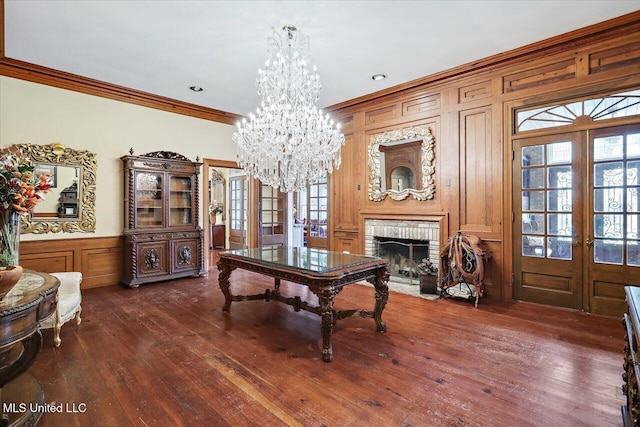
327,12,640,300
20,236,123,289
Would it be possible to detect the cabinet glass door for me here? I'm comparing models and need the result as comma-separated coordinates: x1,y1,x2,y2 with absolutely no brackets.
169,175,193,226
135,172,164,227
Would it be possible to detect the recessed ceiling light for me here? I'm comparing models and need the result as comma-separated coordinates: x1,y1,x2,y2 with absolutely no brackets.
371,74,386,81
189,86,203,92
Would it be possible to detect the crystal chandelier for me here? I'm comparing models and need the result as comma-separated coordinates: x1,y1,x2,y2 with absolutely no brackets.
232,25,345,193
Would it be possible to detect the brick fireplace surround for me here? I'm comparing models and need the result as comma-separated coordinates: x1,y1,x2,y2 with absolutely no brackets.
364,218,441,263
362,217,445,297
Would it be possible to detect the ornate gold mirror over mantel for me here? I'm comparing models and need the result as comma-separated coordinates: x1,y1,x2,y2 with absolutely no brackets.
368,125,436,201
12,142,97,233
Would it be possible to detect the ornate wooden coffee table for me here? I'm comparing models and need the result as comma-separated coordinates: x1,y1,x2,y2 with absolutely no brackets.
217,246,390,362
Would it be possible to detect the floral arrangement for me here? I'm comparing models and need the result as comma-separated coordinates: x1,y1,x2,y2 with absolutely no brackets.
210,200,223,215
0,146,52,215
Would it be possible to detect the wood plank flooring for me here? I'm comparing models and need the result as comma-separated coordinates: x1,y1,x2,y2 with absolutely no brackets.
27,258,625,426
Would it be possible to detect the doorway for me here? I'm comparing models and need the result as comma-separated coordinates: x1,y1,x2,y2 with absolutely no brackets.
513,124,640,314
203,159,250,270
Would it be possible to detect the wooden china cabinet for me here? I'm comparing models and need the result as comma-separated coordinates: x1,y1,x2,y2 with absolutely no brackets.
120,150,205,287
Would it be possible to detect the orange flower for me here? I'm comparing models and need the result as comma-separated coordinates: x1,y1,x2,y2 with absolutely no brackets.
1,146,51,215
22,197,38,212
20,183,36,198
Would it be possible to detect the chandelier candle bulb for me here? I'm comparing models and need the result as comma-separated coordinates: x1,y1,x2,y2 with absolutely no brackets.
233,25,345,193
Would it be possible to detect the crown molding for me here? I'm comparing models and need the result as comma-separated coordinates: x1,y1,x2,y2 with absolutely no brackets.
328,10,640,112
0,0,239,125
0,58,240,125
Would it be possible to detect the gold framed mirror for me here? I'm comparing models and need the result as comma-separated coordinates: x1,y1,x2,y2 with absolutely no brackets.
209,168,225,220
367,125,436,201
12,142,97,233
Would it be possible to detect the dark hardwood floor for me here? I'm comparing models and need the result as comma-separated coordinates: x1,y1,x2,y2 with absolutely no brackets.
28,252,625,426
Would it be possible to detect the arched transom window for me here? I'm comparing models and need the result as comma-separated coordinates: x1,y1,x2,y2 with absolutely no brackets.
517,89,640,133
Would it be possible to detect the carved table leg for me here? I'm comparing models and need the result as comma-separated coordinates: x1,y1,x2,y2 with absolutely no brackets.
372,266,390,332
217,259,235,312
317,288,335,362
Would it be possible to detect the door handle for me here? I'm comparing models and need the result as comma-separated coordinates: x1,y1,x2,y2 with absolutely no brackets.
586,238,594,248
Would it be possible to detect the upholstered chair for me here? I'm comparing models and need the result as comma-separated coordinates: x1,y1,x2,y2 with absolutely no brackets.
40,272,82,346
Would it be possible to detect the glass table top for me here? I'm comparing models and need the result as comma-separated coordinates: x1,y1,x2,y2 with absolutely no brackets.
222,246,383,273
1,271,59,308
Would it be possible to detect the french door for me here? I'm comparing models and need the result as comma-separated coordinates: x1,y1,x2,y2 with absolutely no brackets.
513,132,584,309
228,176,248,250
589,125,640,314
294,177,329,249
513,124,640,314
258,184,287,247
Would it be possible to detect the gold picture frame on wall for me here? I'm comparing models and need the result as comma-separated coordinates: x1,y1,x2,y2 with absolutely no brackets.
12,142,97,234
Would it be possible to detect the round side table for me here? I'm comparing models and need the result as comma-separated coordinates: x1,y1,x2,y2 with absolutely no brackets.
0,270,59,426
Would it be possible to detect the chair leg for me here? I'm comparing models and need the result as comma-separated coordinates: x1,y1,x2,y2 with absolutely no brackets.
54,323,62,347
54,294,62,347
75,305,82,325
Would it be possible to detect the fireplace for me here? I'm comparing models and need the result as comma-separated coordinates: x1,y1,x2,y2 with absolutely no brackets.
374,237,429,285
364,218,441,295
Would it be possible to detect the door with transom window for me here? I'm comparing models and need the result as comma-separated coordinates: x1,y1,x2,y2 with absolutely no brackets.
513,124,640,314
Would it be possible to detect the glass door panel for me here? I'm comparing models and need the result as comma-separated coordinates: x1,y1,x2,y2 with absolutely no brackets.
521,141,573,260
169,175,193,226
135,172,163,227
592,132,640,265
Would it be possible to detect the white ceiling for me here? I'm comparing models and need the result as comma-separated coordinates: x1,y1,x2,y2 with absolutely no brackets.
4,1,639,117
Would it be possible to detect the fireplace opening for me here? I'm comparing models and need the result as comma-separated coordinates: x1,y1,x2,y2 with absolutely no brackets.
374,236,431,285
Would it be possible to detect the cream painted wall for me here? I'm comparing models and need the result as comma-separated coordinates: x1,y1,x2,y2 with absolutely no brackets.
0,76,237,241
